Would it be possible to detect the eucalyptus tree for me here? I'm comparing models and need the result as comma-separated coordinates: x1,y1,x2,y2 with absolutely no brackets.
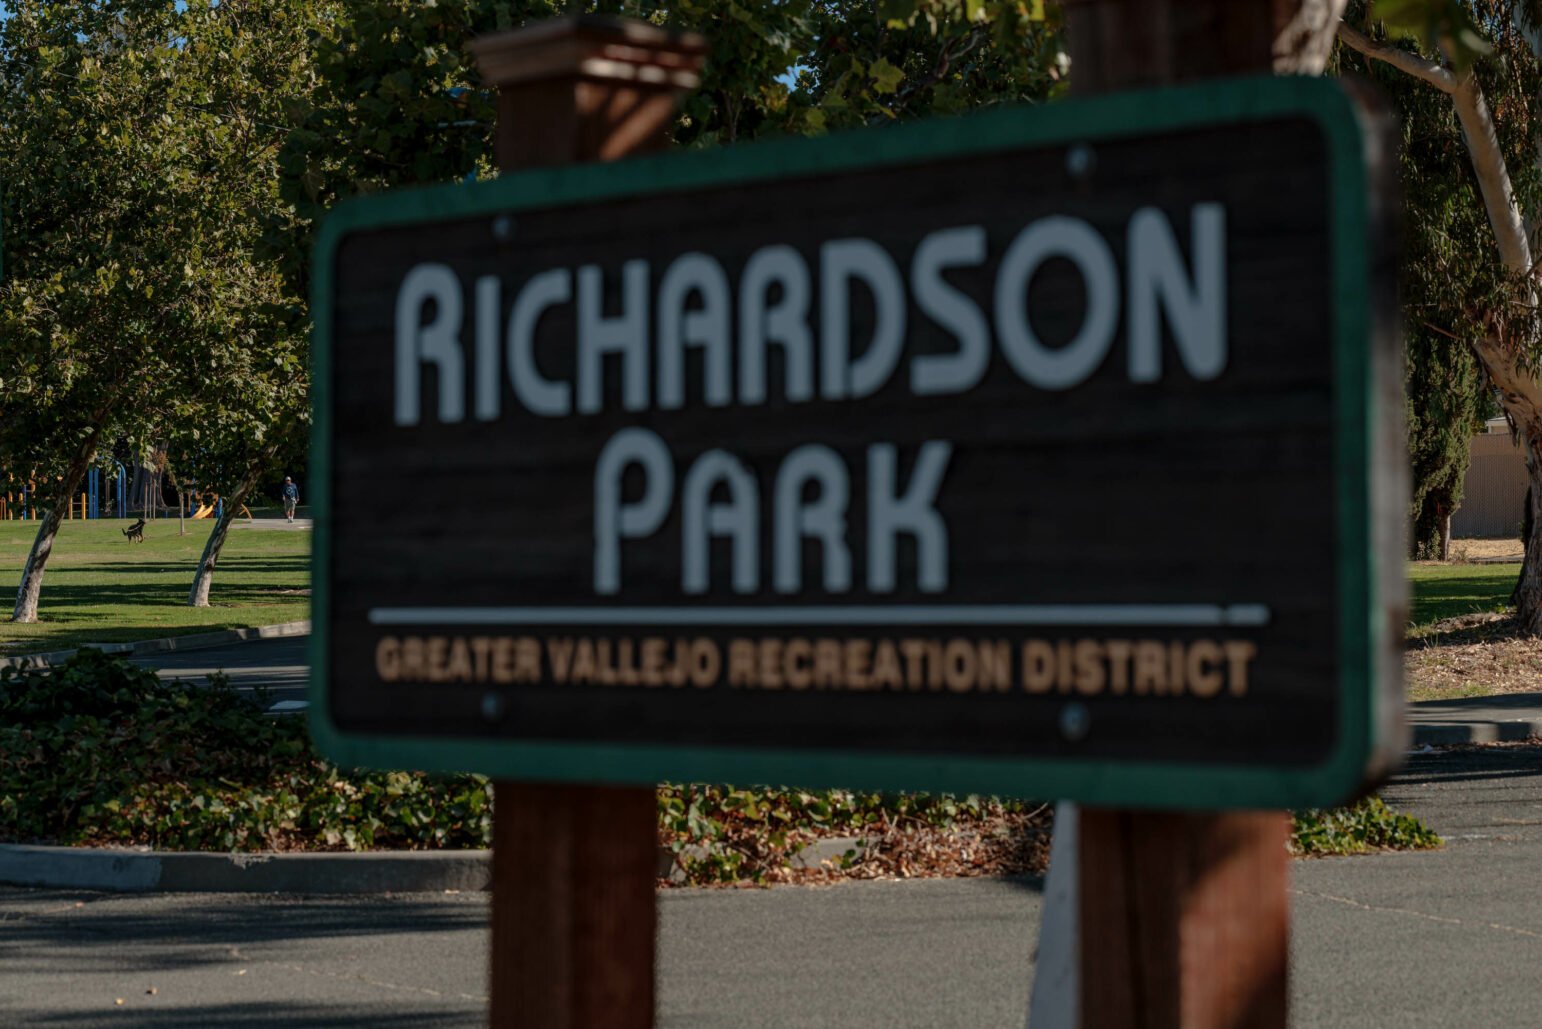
1329,7,1512,558
1336,0,1542,627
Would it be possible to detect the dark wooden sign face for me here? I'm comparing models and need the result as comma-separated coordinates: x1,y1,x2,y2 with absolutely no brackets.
311,77,1403,809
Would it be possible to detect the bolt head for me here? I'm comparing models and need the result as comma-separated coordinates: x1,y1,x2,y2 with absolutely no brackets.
1066,144,1096,180
1058,702,1091,742
481,693,505,722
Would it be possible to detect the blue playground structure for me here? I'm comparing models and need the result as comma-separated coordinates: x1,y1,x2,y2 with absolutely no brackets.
3,461,129,521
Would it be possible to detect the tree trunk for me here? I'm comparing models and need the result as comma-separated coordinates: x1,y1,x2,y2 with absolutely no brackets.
12,432,102,623
1516,453,1542,629
1470,339,1542,631
1517,488,1535,606
1438,507,1451,561
188,448,278,607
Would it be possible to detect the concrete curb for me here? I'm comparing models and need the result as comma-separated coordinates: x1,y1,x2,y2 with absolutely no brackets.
1413,720,1542,746
0,620,312,671
0,836,869,894
0,843,487,895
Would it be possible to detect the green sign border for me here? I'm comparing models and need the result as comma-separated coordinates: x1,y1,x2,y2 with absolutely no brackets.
310,75,1388,810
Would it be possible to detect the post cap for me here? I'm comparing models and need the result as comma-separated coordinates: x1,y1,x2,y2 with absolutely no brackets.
469,15,708,92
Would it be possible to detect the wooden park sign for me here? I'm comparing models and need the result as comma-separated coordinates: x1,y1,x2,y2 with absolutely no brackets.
310,75,1403,810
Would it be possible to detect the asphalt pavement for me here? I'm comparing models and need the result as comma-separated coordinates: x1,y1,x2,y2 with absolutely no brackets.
4,745,1542,1026
131,636,309,708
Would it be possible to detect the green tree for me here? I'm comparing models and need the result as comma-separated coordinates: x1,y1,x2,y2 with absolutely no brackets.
1,0,212,623
667,0,1063,144
158,0,322,607
0,0,317,622
1406,330,1485,559
1335,17,1518,559
272,0,1062,291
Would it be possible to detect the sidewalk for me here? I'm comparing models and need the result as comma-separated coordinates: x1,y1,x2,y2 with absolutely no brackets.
1409,692,1542,745
235,518,312,531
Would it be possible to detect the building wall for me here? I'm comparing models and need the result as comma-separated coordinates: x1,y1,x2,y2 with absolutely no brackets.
1453,432,1530,538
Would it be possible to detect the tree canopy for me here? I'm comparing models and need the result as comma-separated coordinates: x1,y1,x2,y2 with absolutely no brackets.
272,0,1062,293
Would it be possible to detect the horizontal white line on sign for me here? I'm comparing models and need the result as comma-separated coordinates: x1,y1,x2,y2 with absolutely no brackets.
366,604,1273,628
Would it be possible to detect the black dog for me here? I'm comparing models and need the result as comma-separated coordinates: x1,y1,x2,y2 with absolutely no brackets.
122,518,146,543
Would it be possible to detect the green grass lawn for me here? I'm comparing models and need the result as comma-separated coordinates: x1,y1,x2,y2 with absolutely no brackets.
0,520,1519,657
1408,562,1521,630
0,519,309,655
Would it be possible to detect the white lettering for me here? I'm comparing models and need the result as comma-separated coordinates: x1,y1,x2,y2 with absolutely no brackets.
508,269,573,417
994,216,1119,390
739,245,814,405
593,428,673,595
1127,204,1227,381
658,253,732,409
773,445,851,594
474,276,501,421
820,238,907,400
867,442,953,593
578,260,650,414
682,451,759,594
394,263,464,426
910,226,990,396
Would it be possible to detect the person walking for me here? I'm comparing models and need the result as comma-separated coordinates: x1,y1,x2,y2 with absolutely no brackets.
282,476,299,523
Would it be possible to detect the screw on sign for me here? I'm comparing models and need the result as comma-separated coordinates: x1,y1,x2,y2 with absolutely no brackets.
307,13,1404,1029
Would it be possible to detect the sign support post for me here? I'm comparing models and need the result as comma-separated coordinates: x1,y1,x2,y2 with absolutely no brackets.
467,19,707,1029
1065,2,1292,1026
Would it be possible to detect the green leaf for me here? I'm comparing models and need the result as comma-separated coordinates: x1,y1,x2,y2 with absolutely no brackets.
1375,0,1493,70
880,0,918,28
869,56,904,95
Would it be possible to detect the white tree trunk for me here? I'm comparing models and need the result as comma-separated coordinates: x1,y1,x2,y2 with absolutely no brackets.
188,480,256,608
1274,0,1349,74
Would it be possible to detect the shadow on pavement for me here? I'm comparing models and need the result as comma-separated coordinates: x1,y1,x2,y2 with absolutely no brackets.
1398,745,1542,787
1414,693,1542,713
0,893,487,976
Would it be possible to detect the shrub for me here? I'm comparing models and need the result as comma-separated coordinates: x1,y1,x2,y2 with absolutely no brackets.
658,784,1051,884
1290,796,1442,856
0,649,490,851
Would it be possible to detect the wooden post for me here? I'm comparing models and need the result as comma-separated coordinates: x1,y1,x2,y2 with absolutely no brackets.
1064,3,1293,1027
467,17,706,1029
